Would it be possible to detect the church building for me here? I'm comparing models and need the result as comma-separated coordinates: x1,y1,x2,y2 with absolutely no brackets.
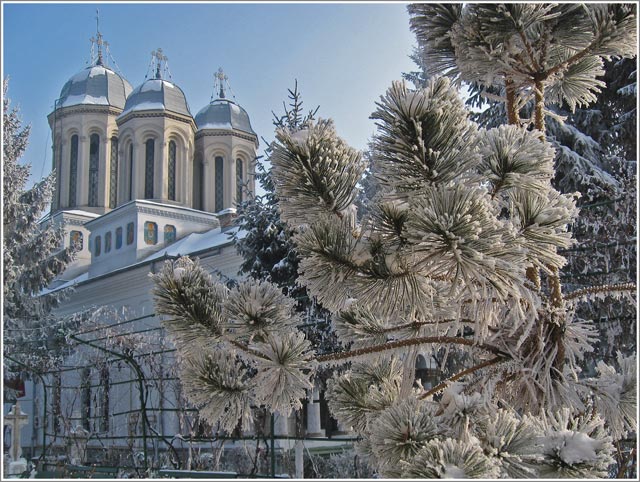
12,26,348,473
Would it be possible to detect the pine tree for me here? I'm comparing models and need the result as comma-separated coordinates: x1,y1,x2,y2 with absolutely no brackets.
152,5,636,478
3,78,76,375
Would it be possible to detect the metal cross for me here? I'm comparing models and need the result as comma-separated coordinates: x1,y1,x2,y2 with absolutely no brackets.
215,67,228,98
152,48,168,79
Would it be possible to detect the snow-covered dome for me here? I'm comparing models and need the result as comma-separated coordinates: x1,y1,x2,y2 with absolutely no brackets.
57,65,133,110
195,98,255,135
120,79,191,117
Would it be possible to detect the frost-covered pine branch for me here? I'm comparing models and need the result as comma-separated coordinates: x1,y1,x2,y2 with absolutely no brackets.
152,5,637,477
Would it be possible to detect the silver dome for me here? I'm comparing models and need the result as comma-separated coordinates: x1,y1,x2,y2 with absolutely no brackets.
57,65,133,110
195,99,256,135
120,79,191,117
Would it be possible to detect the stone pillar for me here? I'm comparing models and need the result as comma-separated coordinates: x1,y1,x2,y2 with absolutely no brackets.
226,156,236,210
4,401,29,475
274,412,288,436
306,387,324,437
133,141,144,200
68,424,89,465
98,136,109,207
156,140,166,201
202,160,212,212
77,135,89,206
333,419,352,438
294,440,304,478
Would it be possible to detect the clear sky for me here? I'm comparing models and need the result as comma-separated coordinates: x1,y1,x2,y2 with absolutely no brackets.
2,1,417,186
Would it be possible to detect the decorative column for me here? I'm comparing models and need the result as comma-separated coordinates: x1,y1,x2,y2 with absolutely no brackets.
156,140,167,201
77,135,89,207
202,160,212,212
98,136,109,207
4,401,29,475
132,141,144,200
57,139,68,210
226,155,236,209
181,145,190,206
306,387,324,437
333,419,352,438
69,424,89,465
274,411,288,437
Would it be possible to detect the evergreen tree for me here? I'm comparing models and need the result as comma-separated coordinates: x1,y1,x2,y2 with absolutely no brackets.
3,78,76,375
152,5,636,478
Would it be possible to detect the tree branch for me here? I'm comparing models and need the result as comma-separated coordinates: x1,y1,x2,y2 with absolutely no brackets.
418,356,507,399
565,282,637,301
315,336,509,363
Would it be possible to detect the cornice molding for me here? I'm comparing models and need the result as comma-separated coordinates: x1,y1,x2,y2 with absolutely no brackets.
195,129,258,147
116,111,197,131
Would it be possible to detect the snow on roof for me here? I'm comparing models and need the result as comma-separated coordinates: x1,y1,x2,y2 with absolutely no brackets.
120,101,167,115
60,94,110,108
140,79,164,92
145,227,245,262
196,121,234,129
40,272,89,295
62,210,101,218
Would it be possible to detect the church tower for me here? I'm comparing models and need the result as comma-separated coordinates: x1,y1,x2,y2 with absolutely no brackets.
115,49,196,208
48,20,132,216
193,68,258,220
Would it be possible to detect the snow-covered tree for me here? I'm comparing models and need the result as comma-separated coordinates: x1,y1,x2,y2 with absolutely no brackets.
409,5,638,369
3,78,76,375
152,5,636,478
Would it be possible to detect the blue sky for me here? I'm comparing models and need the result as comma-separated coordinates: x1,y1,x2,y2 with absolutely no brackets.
3,2,417,186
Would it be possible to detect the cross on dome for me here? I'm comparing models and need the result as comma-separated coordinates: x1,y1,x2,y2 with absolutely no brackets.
89,8,108,66
152,48,168,79
211,67,237,102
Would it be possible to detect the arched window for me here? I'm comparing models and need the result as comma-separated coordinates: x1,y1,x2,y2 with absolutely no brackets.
215,156,224,212
88,134,100,206
70,230,83,250
94,235,101,257
115,227,123,249
164,225,176,244
69,135,78,207
126,222,135,245
128,143,134,201
168,140,176,201
105,231,112,253
109,137,118,208
144,221,157,245
145,139,155,199
236,158,244,205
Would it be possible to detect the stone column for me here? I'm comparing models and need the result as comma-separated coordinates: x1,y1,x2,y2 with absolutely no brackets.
4,401,29,475
156,140,166,201
274,411,288,436
306,387,324,437
98,136,109,207
77,135,89,207
202,160,212,212
133,141,144,200
69,425,89,465
57,139,68,209
226,155,236,209
333,419,352,438
181,145,190,206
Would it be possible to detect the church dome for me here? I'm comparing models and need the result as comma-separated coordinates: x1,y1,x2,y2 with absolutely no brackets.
57,65,133,110
195,98,256,135
120,78,191,117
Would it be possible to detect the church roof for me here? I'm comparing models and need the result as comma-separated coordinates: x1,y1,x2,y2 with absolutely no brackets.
57,65,133,109
194,98,256,135
120,79,192,117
